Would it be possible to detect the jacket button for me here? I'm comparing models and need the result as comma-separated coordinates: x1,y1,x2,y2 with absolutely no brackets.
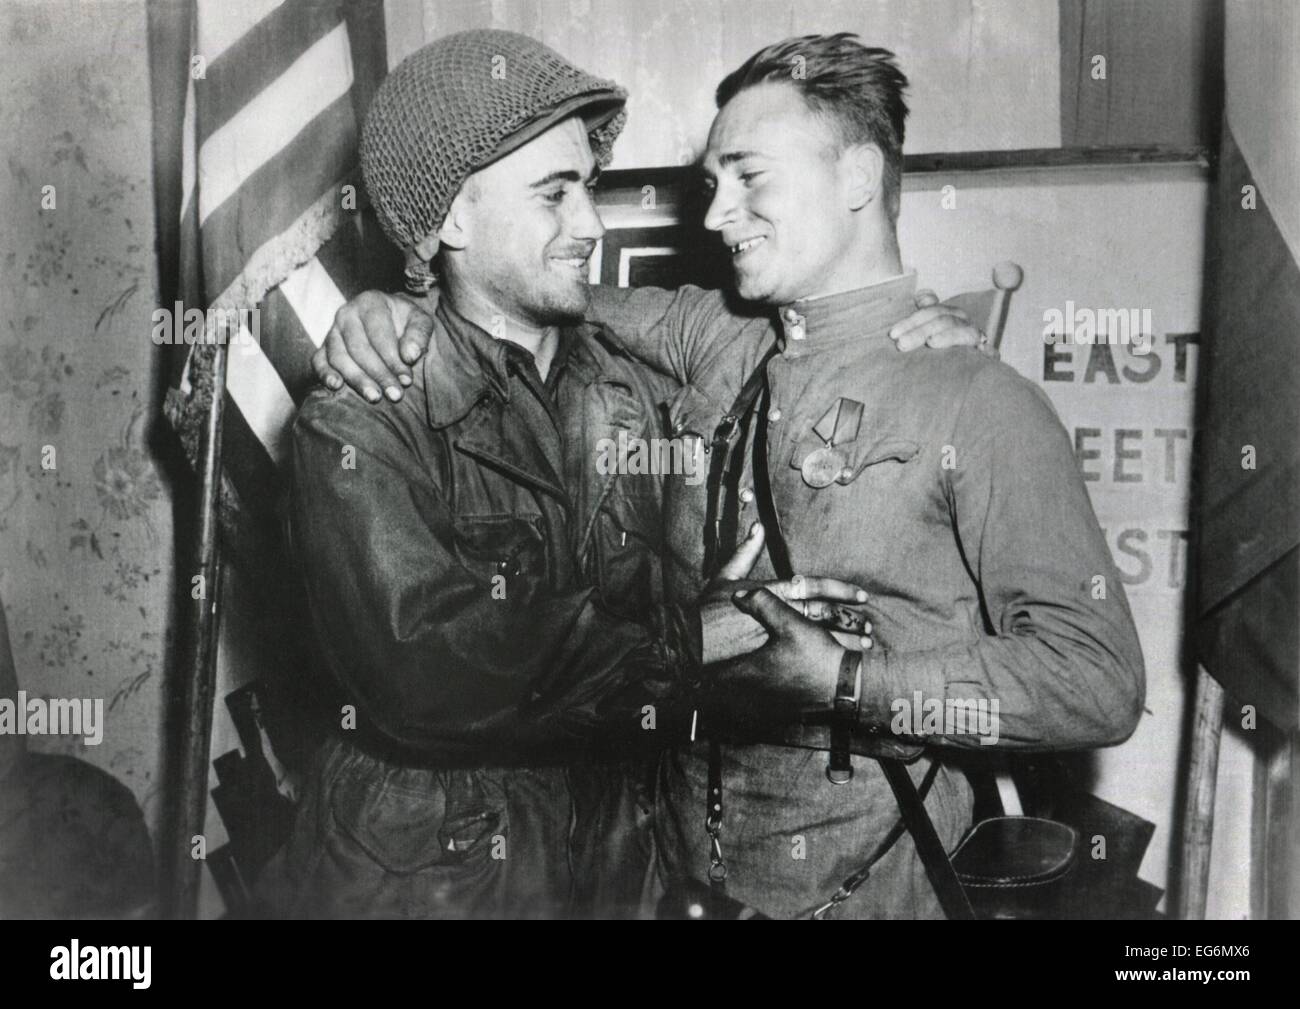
739,487,754,504
768,407,782,423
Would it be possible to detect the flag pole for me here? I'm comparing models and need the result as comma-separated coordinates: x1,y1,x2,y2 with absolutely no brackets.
164,339,228,919
1177,665,1225,919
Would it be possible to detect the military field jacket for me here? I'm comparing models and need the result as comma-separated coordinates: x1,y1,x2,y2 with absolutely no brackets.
289,300,698,765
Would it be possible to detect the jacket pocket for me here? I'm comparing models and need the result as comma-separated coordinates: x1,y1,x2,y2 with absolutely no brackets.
452,512,546,589
592,490,663,614
328,764,507,875
601,476,663,548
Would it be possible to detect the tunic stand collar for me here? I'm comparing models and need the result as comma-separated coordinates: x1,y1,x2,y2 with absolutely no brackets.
776,271,918,351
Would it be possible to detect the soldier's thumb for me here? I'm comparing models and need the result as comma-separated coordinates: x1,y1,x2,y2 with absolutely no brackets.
398,296,436,365
731,587,788,632
717,522,764,581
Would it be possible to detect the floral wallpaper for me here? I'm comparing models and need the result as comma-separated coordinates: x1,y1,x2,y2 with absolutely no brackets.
0,2,171,840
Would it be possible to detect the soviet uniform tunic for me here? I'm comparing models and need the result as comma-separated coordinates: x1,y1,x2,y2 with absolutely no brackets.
590,273,1145,918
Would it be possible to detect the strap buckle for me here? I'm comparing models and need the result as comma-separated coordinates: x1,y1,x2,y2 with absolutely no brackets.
705,738,728,885
707,830,728,883
810,884,856,920
706,809,728,883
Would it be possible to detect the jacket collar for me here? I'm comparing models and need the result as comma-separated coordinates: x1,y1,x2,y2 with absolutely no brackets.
418,298,647,512
422,298,517,429
422,298,619,429
775,271,918,352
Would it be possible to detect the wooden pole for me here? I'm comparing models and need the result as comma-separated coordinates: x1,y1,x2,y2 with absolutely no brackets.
988,262,1024,351
1253,730,1299,919
1177,665,1225,919
163,340,227,919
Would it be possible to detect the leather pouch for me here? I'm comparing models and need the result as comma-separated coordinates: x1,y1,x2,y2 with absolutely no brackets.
951,815,1079,919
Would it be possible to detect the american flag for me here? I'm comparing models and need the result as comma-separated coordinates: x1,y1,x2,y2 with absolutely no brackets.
147,0,402,916
152,0,398,544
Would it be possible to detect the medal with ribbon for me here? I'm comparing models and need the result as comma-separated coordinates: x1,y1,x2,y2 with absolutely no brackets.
800,397,865,488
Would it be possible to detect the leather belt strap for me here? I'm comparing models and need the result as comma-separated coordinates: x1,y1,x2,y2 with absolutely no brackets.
810,757,942,919
700,339,780,896
877,757,976,919
702,341,779,579
751,380,793,578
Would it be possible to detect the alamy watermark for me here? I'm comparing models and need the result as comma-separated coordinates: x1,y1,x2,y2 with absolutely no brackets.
1043,302,1153,355
0,692,103,745
890,690,1000,745
151,302,261,352
50,941,150,988
595,431,707,486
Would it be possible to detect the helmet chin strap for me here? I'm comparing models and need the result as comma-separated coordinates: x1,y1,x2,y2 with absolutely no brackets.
403,244,438,294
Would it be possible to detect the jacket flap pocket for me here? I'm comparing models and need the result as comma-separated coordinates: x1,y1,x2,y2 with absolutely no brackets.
329,767,507,873
329,769,451,874
453,513,545,582
602,478,664,544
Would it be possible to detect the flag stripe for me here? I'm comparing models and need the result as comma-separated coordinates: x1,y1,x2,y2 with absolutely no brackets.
200,94,355,300
198,21,353,225
260,286,321,406
220,392,284,521
278,255,345,347
264,218,401,406
180,75,198,224
198,0,341,147
195,0,285,64
226,322,298,466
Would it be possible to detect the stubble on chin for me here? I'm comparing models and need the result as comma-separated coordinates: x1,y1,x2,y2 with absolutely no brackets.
544,277,591,324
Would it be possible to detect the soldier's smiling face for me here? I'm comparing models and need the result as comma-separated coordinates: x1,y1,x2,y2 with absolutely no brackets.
701,82,862,305
445,116,604,326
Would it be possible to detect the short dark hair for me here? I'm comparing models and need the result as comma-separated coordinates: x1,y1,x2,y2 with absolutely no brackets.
715,33,909,220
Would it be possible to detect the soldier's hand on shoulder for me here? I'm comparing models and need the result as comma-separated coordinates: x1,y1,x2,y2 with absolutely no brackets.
889,289,994,356
312,289,437,402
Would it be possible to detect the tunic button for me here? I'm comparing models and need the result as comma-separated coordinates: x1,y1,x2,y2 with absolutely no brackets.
768,407,782,423
839,467,854,482
739,487,755,504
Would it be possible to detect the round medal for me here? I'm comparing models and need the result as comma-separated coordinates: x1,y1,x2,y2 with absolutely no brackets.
800,446,845,488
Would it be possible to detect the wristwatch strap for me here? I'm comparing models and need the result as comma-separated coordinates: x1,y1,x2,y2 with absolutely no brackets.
828,649,863,784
